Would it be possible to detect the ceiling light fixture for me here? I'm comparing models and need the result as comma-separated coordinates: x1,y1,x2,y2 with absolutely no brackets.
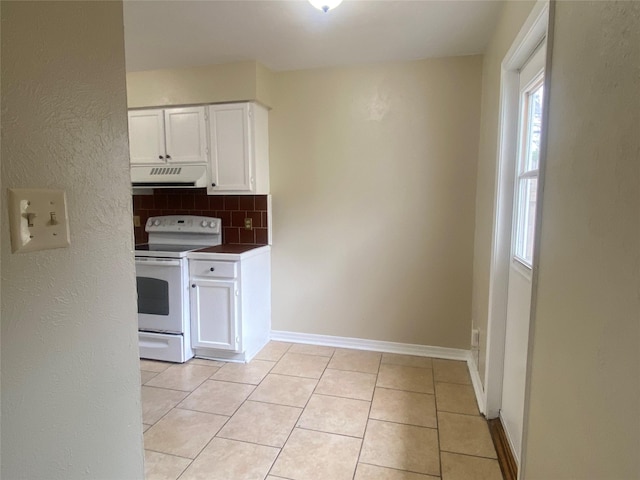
309,0,343,13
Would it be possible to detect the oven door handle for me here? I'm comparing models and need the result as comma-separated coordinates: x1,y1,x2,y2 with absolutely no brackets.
135,258,182,267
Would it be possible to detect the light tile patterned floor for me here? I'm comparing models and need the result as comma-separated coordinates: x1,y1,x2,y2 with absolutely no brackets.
141,342,503,480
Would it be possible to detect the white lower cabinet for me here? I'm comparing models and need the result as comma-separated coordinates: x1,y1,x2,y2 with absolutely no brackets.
190,277,239,351
188,248,271,362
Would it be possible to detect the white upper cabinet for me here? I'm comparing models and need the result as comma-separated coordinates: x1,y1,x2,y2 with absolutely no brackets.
128,109,165,165
164,107,208,164
128,106,208,165
207,102,270,195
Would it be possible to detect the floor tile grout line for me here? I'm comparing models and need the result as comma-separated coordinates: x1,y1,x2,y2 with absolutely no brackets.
266,345,338,478
309,392,371,404
375,385,436,396
244,397,305,411
294,425,366,441
214,432,293,450
143,447,195,462
366,417,438,431
439,448,500,461
171,404,234,418
357,460,442,478
373,385,435,395
436,408,483,417
351,358,379,480
142,376,213,393
436,390,444,478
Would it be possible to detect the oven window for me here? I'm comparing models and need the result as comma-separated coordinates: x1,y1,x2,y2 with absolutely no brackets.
137,277,170,315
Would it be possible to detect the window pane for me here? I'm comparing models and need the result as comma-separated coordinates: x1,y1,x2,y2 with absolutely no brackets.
525,84,544,172
515,177,537,266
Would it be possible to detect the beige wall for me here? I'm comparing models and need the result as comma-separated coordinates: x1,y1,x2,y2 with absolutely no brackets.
523,1,640,477
269,57,482,347
127,61,274,108
470,1,536,381
1,2,144,478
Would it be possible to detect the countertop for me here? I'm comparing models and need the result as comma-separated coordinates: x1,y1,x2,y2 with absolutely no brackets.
189,244,270,261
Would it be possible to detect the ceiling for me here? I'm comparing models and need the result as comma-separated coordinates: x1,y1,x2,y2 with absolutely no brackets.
123,0,503,73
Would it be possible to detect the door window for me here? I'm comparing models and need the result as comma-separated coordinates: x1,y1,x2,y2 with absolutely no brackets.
513,47,545,268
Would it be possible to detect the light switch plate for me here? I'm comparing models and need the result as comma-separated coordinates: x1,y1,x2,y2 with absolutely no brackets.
8,188,71,253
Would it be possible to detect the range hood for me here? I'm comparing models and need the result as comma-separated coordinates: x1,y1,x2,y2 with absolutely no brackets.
131,165,208,188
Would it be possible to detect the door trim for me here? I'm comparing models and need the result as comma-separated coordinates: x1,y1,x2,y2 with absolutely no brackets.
484,0,549,419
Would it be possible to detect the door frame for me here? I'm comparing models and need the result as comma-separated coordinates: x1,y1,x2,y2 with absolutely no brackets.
483,0,551,429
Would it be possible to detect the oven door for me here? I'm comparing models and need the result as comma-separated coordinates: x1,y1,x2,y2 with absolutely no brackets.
135,257,186,334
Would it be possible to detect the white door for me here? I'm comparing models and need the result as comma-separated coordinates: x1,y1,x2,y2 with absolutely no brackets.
164,107,208,164
128,109,165,164
190,277,239,351
500,43,546,463
208,103,252,193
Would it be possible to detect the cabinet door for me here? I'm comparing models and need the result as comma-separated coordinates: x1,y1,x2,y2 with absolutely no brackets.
128,109,165,165
190,278,239,351
208,103,253,193
164,107,208,164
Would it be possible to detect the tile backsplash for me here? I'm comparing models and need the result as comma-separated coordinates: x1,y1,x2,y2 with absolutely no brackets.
132,188,269,245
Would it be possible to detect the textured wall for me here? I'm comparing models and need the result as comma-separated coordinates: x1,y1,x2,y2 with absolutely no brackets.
269,57,482,347
523,1,640,477
1,2,144,479
470,1,535,383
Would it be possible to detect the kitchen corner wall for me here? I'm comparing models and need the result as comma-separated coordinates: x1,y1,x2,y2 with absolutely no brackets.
132,190,269,245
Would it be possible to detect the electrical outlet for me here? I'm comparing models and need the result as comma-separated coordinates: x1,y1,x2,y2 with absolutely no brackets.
471,328,480,348
244,218,253,230
133,215,141,227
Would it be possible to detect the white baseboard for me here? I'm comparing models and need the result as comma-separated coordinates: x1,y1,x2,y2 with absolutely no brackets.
270,330,486,414
466,352,487,415
270,330,469,361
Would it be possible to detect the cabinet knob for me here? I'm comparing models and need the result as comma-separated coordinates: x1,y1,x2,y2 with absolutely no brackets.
158,155,164,160
211,182,216,187
191,284,196,288
166,154,171,160
210,267,215,271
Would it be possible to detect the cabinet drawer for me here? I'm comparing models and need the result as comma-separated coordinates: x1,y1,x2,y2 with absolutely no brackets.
190,260,237,278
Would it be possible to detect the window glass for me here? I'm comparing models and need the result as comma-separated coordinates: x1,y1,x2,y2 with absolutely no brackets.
515,177,538,265
513,75,543,268
524,84,544,172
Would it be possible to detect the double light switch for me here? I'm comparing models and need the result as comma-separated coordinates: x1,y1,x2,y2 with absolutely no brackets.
8,188,71,253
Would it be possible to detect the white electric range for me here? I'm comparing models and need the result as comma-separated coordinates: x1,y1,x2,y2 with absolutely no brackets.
135,215,221,362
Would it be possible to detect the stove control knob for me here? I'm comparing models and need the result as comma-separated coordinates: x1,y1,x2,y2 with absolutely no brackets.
153,219,161,226
209,221,216,228
201,220,208,228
